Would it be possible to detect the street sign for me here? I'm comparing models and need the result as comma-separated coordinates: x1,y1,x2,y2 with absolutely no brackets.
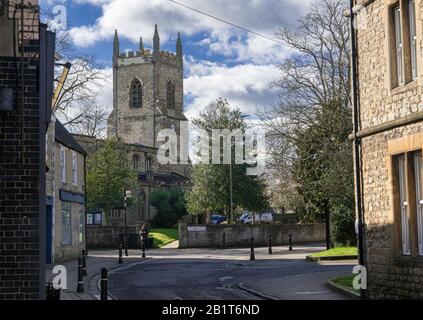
187,226,207,232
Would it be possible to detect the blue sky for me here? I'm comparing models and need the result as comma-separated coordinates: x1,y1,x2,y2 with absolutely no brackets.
40,0,313,121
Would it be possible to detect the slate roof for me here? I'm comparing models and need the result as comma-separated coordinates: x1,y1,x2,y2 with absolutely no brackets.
55,121,87,155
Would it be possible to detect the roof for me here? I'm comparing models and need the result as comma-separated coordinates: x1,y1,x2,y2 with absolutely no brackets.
55,121,87,155
139,171,190,185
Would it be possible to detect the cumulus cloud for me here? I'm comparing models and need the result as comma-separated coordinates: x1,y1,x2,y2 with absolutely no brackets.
66,0,311,48
184,56,280,121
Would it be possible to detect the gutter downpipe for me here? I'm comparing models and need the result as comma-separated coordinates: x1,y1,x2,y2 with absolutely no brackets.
84,154,88,255
350,0,366,300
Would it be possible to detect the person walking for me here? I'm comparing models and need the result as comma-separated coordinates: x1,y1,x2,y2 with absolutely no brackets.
139,224,149,258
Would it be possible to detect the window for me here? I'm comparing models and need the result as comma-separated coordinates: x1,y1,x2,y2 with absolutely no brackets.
60,146,66,183
110,209,122,219
146,156,153,172
393,150,423,257
72,151,78,186
130,79,142,108
394,6,404,85
79,210,84,243
394,155,411,255
87,212,102,225
414,152,423,255
409,0,417,79
133,154,139,171
166,80,175,109
61,202,72,245
390,0,418,87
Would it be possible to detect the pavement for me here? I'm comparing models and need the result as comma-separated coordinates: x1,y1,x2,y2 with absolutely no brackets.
45,249,146,300
45,242,357,300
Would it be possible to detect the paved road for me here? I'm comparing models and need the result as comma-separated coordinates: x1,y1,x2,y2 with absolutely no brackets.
107,244,355,300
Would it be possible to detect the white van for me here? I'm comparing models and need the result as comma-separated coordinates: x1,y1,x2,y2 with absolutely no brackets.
238,212,273,224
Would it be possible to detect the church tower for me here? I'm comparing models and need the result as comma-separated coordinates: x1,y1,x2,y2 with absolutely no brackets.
107,26,187,148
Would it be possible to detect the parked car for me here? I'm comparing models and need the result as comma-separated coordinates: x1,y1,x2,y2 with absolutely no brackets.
238,212,273,224
211,215,228,225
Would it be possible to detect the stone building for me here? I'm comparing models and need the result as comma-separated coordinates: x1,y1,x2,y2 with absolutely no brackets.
353,0,423,299
0,0,55,299
107,25,186,149
74,25,190,228
45,120,86,263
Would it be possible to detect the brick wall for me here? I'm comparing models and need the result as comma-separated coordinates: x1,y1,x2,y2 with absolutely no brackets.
0,55,43,299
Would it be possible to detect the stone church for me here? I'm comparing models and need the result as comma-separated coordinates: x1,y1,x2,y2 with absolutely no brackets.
75,25,190,227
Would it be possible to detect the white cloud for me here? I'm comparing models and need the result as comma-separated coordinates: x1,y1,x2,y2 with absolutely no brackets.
184,57,280,121
201,32,294,64
66,0,312,48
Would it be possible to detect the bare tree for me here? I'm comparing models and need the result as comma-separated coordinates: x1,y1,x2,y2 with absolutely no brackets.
51,29,109,136
69,101,108,138
261,0,351,213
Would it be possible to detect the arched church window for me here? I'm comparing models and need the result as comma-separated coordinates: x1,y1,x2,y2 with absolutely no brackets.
130,79,142,108
133,154,139,171
166,80,175,109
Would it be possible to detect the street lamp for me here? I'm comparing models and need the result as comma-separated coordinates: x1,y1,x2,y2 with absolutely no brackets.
123,188,132,256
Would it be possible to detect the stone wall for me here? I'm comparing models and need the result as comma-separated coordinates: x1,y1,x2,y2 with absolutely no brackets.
356,0,423,299
361,125,423,299
355,0,423,129
87,226,139,249
178,223,326,249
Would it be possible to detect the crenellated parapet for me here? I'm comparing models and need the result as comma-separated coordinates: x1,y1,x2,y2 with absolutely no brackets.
113,25,182,67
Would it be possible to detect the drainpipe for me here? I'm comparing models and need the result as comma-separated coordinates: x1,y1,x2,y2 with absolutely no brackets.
84,154,88,255
350,0,366,299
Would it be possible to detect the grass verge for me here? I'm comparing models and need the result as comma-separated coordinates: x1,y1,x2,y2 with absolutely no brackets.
332,275,360,294
310,246,357,258
150,228,178,248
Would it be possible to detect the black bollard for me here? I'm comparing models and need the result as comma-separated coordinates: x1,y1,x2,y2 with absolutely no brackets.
77,257,84,293
289,233,293,251
250,237,255,261
268,233,273,255
124,235,128,257
100,268,108,301
222,232,226,248
142,238,146,258
82,254,87,277
118,242,123,264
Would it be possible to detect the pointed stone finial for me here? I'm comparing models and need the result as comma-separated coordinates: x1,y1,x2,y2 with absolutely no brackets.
153,24,160,55
139,37,144,55
176,32,182,59
113,29,120,63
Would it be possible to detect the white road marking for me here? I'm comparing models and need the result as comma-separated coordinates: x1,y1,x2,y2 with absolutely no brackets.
294,291,330,295
219,277,234,282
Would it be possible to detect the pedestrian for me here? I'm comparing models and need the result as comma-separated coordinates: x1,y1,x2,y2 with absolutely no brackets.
139,224,149,256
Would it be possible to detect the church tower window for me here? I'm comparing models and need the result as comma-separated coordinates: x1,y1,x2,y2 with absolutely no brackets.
166,80,175,109
130,79,143,108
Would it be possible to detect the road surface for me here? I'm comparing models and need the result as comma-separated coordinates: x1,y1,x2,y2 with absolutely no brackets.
107,244,355,300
